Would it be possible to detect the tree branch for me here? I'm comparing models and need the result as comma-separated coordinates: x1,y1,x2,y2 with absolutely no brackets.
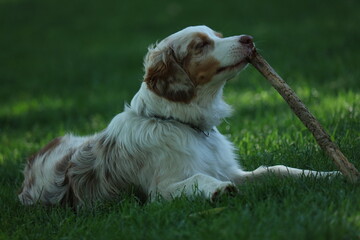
247,49,360,183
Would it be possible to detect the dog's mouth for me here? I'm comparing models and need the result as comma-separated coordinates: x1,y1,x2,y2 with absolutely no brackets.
216,59,248,74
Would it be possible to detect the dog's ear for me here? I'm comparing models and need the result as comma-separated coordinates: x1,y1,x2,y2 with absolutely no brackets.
144,47,195,103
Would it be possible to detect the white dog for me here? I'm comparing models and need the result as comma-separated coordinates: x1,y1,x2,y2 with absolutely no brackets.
18,25,339,208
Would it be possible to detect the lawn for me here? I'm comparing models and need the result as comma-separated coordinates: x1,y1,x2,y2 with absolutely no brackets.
0,0,359,239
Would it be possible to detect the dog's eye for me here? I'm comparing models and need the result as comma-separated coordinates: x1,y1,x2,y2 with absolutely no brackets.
195,41,210,50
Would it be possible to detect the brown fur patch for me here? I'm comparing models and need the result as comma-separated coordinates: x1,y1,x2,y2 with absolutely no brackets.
188,57,220,85
55,149,75,174
28,137,62,166
196,33,213,44
181,33,219,86
187,33,214,55
61,162,75,186
145,51,195,103
61,143,100,207
60,161,79,208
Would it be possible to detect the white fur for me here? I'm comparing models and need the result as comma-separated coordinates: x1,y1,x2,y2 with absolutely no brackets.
18,26,340,208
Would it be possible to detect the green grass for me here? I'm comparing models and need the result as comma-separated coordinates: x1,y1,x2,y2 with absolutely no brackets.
1,0,360,239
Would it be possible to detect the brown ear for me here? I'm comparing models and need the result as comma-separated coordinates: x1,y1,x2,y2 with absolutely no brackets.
144,48,195,103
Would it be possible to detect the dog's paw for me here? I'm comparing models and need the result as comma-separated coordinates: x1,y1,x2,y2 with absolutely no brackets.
211,183,238,202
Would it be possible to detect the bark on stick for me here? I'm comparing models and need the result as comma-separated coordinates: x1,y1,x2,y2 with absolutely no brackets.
247,49,360,183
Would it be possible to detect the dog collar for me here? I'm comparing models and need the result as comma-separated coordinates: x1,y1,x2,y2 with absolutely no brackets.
152,115,213,137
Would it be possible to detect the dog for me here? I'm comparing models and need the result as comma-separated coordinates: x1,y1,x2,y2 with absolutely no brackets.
18,25,339,208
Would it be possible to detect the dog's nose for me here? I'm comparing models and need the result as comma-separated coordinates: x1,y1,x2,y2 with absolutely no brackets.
239,35,253,44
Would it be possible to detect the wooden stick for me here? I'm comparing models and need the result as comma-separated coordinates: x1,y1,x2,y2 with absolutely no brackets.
247,49,360,183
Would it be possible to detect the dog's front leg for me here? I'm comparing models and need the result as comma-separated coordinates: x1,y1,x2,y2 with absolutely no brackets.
233,165,341,184
155,174,238,202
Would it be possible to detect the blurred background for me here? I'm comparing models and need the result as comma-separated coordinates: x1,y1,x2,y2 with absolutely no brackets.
0,0,359,169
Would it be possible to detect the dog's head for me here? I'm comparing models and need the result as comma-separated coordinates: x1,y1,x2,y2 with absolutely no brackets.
143,25,254,103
